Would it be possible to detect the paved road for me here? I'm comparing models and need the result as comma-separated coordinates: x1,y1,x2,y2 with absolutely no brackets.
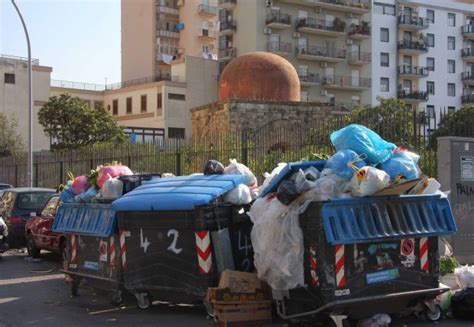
0,249,473,327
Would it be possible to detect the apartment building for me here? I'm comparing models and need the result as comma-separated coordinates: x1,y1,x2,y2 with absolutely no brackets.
217,0,372,109
371,0,474,120
0,55,52,151
121,0,219,82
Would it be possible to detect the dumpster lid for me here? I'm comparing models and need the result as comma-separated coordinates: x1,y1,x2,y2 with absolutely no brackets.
259,161,326,198
112,174,246,212
52,203,117,237
320,194,457,245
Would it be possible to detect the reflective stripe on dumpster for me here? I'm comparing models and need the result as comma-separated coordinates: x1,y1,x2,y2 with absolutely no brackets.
70,234,77,269
195,230,213,274
335,244,346,288
420,237,429,272
119,230,127,269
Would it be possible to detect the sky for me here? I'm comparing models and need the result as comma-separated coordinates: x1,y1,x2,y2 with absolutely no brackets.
0,0,121,85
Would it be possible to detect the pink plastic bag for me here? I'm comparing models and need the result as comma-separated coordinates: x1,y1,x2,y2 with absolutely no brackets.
96,165,133,188
72,175,90,195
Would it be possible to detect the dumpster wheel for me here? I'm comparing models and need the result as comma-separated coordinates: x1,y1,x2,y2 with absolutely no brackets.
111,290,123,306
425,304,442,322
135,293,152,310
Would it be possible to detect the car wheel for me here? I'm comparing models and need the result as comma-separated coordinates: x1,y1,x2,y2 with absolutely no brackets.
26,233,40,258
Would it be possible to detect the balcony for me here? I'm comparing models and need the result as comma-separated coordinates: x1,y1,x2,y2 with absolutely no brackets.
461,24,474,40
219,47,237,61
398,40,428,55
198,29,217,41
398,65,429,79
157,29,180,39
266,12,291,29
296,17,346,37
462,72,474,86
296,45,346,62
322,75,371,90
348,51,371,65
198,4,217,16
347,22,370,39
219,0,236,10
280,0,370,14
398,90,428,103
461,48,474,63
462,93,474,104
398,15,429,30
220,20,237,35
156,5,179,16
298,73,320,86
267,41,292,56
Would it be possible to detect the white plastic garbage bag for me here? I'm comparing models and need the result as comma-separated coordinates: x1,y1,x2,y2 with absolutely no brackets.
348,166,390,197
224,159,257,186
223,184,252,205
303,174,350,201
249,196,304,291
455,266,474,289
294,169,318,194
260,163,287,194
100,178,123,198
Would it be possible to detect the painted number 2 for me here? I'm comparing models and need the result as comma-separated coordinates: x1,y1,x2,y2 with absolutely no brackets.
167,229,183,255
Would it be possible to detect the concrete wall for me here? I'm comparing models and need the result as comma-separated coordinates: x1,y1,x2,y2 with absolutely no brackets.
50,87,105,109
191,100,337,138
0,58,52,151
121,0,156,81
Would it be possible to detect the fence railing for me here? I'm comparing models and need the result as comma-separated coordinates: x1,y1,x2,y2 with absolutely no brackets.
1,108,467,189
0,53,39,65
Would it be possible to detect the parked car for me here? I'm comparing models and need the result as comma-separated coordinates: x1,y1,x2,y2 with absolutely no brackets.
25,195,64,258
0,188,56,247
0,183,13,190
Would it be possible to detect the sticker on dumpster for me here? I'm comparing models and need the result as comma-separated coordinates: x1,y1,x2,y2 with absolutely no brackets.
99,240,108,262
366,269,399,285
401,239,415,256
334,289,350,297
84,261,99,271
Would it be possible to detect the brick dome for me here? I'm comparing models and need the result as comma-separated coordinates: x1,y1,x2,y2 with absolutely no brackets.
219,52,300,102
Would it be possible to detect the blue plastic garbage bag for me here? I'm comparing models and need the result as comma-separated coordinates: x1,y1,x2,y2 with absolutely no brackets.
380,149,420,181
324,149,367,180
330,124,397,165
59,181,75,203
78,186,98,202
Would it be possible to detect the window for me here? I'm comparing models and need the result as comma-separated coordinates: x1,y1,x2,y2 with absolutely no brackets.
427,81,435,95
168,93,185,100
380,78,389,92
126,97,132,114
82,100,91,108
107,104,111,112
94,101,104,109
140,95,147,112
447,60,456,73
426,57,435,71
448,106,455,113
4,73,15,84
426,34,435,47
448,13,456,27
374,2,395,15
380,28,389,42
426,9,434,24
380,53,389,67
168,127,185,139
426,105,435,119
448,83,456,96
17,192,53,210
157,93,162,108
112,100,118,115
448,36,455,50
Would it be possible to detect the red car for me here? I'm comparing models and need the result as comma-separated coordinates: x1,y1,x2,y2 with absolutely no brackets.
25,195,66,258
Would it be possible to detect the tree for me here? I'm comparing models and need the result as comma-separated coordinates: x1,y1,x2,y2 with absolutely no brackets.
0,113,24,157
429,105,474,149
38,93,127,149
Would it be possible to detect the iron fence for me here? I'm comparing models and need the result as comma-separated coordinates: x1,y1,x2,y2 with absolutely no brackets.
0,109,472,189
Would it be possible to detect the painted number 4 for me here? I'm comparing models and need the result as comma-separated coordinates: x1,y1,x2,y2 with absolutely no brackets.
167,229,183,254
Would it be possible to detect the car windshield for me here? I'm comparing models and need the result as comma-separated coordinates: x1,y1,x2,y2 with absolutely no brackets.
16,192,54,210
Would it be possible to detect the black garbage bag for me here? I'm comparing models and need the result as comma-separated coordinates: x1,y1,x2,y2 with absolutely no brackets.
452,287,474,320
276,180,300,205
203,160,225,175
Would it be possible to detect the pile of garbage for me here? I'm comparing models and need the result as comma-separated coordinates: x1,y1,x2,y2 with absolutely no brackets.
59,163,133,203
249,124,443,291
204,159,258,205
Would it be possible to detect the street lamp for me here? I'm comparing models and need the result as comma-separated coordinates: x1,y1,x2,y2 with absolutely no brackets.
11,0,33,188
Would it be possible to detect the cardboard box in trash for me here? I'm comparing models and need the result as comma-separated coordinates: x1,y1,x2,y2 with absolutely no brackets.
208,270,272,326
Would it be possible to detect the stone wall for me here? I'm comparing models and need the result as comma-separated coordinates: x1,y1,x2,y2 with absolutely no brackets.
191,99,341,138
